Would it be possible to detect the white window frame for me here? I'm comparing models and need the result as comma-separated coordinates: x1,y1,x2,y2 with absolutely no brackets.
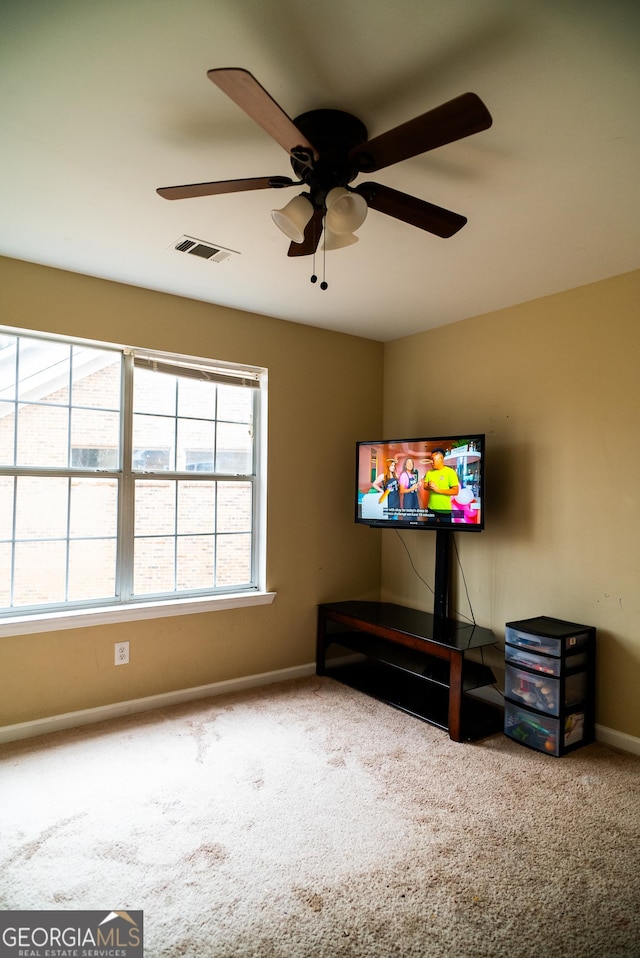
0,327,274,637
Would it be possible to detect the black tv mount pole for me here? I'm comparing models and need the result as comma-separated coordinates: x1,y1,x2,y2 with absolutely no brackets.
433,528,452,622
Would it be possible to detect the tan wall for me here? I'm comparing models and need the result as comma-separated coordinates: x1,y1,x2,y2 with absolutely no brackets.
0,257,383,725
381,269,640,738
3,257,638,740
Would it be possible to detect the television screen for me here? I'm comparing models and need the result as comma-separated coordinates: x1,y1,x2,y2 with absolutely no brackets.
355,434,484,531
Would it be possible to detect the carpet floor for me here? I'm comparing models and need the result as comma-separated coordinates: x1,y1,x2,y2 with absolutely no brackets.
1,676,639,957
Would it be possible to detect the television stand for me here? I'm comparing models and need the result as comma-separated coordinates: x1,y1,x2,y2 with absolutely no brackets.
317,601,501,741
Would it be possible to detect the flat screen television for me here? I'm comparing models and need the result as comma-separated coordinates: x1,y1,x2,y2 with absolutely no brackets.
355,434,485,532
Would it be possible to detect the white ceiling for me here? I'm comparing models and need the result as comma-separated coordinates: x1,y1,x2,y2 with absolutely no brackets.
1,0,638,342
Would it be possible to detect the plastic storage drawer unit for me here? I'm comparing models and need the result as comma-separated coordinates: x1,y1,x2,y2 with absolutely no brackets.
504,616,595,756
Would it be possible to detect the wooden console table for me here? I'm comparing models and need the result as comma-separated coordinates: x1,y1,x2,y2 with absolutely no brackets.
317,600,501,742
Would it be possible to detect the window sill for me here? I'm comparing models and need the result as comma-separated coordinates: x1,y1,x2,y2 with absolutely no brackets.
0,591,277,638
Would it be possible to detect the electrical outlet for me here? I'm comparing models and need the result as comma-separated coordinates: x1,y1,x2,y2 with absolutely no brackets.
115,641,130,666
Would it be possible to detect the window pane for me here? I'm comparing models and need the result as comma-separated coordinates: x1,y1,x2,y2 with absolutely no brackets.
135,480,176,536
17,339,71,403
217,383,252,423
132,446,171,471
178,418,215,472
0,543,11,606
69,478,118,537
0,333,18,400
16,404,69,468
71,347,121,410
177,535,214,590
215,533,251,587
184,451,216,473
0,403,15,464
134,536,175,595
132,414,175,470
0,476,14,538
14,540,67,606
133,367,176,416
68,539,117,600
216,422,253,474
177,481,215,535
177,377,216,418
71,447,119,468
217,482,252,533
15,476,68,538
70,409,120,467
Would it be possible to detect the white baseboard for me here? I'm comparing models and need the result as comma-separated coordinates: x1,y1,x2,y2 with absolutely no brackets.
595,723,640,756
0,663,317,745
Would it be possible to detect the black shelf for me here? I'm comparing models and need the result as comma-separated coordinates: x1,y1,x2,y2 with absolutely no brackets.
317,601,501,742
327,630,496,692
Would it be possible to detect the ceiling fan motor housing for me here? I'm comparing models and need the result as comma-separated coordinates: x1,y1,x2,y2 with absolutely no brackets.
291,109,369,206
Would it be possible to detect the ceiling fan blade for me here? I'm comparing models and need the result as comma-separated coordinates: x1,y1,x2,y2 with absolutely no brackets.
355,182,467,238
348,93,492,173
208,68,318,162
157,176,296,200
287,207,324,257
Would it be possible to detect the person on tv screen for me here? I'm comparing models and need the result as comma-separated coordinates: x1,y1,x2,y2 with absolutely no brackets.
424,448,460,522
373,458,400,515
399,457,420,513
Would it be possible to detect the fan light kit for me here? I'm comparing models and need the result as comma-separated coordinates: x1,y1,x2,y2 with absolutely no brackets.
157,68,493,289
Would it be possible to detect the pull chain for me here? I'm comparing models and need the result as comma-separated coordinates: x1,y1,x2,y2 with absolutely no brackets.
310,214,318,285
321,221,328,290
310,213,328,289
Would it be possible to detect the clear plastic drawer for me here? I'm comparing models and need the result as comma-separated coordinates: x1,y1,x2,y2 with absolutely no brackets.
505,645,562,675
506,665,560,714
506,665,587,716
504,702,586,755
505,623,589,657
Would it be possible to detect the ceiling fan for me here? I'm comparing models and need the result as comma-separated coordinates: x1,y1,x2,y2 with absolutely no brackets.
157,68,492,259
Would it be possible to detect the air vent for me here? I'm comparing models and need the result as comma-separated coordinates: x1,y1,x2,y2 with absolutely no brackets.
172,235,239,264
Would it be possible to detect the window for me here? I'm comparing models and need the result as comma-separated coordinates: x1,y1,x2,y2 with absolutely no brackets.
0,329,266,618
